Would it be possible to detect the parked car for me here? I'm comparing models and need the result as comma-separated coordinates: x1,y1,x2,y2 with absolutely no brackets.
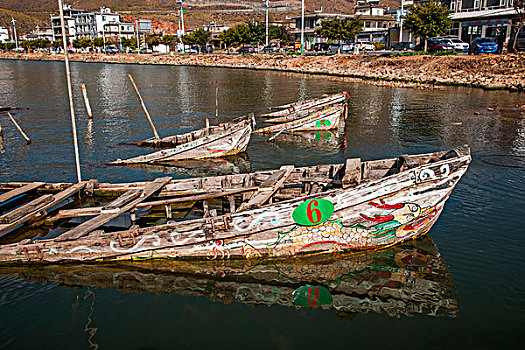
508,28,525,52
238,46,258,54
262,45,280,53
391,42,414,51
415,39,454,52
468,37,498,54
313,42,330,52
106,45,118,54
355,42,375,51
200,44,213,53
439,37,469,52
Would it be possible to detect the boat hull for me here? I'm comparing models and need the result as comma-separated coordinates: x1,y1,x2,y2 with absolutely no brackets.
111,119,253,164
0,150,470,263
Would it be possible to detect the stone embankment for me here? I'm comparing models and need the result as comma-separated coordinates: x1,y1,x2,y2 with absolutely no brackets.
1,52,524,91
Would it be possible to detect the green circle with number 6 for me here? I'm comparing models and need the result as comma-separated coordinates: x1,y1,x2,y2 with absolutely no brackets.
292,198,334,226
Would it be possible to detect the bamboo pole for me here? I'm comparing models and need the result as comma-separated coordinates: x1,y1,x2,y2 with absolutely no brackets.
0,118,2,136
81,84,93,119
128,74,160,140
58,0,82,183
6,112,31,144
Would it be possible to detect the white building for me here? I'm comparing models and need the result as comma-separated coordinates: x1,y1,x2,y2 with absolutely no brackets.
0,27,9,43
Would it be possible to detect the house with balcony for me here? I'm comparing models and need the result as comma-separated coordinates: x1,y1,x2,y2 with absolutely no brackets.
447,0,519,45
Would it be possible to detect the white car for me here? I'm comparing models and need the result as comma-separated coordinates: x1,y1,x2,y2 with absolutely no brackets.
355,42,375,51
435,37,469,51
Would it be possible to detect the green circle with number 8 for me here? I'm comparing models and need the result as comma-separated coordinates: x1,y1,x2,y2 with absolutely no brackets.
292,198,334,226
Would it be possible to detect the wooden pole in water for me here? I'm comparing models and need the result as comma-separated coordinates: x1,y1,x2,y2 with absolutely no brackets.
6,112,31,144
215,83,219,118
0,118,2,136
81,84,93,119
58,0,82,183
128,74,160,140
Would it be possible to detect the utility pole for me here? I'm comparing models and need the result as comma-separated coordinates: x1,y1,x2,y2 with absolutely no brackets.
11,18,18,50
399,0,404,43
265,0,269,47
301,0,304,54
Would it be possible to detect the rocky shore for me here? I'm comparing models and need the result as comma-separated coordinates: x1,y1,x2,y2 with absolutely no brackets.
1,52,524,91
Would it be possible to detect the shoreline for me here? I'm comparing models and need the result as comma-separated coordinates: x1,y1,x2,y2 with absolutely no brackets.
1,52,524,92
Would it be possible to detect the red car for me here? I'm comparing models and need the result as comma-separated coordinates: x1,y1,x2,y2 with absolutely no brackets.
415,39,455,52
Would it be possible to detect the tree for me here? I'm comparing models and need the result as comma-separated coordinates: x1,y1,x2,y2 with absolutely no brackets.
404,1,452,51
146,35,161,47
92,37,104,49
121,37,136,50
315,17,363,53
511,0,525,52
72,38,92,49
51,40,63,51
161,34,177,49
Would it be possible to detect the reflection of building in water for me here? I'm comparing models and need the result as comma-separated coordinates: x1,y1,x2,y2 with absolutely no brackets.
0,235,457,319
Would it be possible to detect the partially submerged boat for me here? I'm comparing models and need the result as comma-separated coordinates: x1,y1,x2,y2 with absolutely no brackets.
259,91,349,119
0,234,457,318
0,146,471,263
110,115,255,165
136,116,254,148
253,104,347,136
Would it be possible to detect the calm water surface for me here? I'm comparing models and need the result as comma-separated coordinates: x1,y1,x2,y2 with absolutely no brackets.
0,59,523,349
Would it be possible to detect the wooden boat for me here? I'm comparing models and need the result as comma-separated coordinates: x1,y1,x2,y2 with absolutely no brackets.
110,115,255,165
259,91,349,119
0,234,457,318
253,104,347,136
0,146,471,263
136,115,254,148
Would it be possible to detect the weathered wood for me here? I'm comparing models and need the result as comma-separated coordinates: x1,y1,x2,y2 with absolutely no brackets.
80,84,93,119
399,155,420,172
0,182,87,235
0,182,45,205
0,195,54,224
238,165,294,211
128,74,160,140
58,177,171,241
102,189,142,211
342,158,361,189
7,112,31,144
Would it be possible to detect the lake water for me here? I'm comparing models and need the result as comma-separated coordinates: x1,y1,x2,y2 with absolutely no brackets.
0,59,523,349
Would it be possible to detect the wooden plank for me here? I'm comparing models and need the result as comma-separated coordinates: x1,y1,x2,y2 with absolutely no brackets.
0,182,87,235
102,189,142,211
399,155,420,172
0,182,45,205
342,158,361,189
0,195,54,224
58,177,172,241
238,165,294,211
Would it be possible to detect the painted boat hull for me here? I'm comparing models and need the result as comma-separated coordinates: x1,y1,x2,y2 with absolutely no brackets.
0,148,471,263
260,92,349,118
111,118,253,164
254,105,345,134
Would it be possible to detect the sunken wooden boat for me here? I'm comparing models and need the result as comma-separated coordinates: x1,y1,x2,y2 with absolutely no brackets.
136,115,254,148
0,146,470,263
259,91,349,119
253,104,348,136
0,234,457,318
110,115,255,165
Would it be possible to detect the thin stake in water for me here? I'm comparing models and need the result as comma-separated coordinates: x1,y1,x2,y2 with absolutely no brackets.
6,112,31,144
128,74,160,140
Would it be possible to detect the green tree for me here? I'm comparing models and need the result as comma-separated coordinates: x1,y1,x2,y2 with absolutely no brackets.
315,17,363,53
161,34,177,49
248,22,265,44
182,29,210,52
92,37,104,49
269,25,292,43
404,1,452,51
72,38,92,49
51,40,63,51
121,37,137,50
146,35,161,47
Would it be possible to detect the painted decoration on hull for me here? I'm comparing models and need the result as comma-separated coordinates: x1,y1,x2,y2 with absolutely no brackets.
293,285,332,308
268,199,439,256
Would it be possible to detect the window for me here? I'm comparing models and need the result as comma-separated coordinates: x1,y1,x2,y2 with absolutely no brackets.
473,0,479,8
450,1,455,10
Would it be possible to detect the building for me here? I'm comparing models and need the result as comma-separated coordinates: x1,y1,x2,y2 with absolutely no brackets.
447,0,519,44
50,5,150,44
0,27,9,43
291,1,397,49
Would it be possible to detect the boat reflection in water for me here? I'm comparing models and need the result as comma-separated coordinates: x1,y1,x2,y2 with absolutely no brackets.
0,235,457,319
119,154,252,177
270,129,346,154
